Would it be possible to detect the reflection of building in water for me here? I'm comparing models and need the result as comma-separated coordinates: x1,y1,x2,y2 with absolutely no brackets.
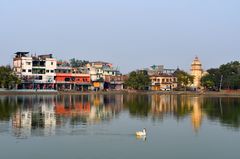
32,103,56,136
55,100,91,116
191,97,203,132
12,108,32,137
151,95,193,118
11,99,56,137
88,94,123,123
151,95,178,118
54,94,123,125
150,95,203,132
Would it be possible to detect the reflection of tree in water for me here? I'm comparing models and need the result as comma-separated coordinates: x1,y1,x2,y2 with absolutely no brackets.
0,96,56,137
0,97,19,121
203,97,240,129
124,94,151,117
1,94,240,136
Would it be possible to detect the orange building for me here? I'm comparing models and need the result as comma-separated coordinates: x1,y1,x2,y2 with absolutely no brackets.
55,102,91,116
55,67,91,91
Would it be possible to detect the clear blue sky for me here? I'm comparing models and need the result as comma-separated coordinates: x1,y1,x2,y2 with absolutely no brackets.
0,0,239,73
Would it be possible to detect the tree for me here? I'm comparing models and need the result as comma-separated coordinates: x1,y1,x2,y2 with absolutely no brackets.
0,65,20,89
201,61,240,90
201,68,221,90
201,74,216,90
57,60,70,67
219,61,240,89
69,58,89,67
174,69,194,90
125,70,150,90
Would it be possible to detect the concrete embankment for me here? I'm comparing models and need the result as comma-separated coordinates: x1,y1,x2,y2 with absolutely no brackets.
0,89,240,97
0,89,58,96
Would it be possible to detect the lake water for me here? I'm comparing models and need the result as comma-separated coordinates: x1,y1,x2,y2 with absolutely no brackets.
0,94,240,159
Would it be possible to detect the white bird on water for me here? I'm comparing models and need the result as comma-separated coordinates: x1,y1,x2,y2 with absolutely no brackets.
136,128,147,136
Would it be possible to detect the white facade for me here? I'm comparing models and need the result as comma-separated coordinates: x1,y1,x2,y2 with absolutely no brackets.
13,52,57,85
13,56,33,76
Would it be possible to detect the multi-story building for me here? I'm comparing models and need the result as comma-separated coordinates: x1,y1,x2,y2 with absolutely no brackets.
13,53,124,91
86,61,121,91
13,52,57,89
104,75,127,90
141,65,177,91
55,66,91,91
150,73,178,91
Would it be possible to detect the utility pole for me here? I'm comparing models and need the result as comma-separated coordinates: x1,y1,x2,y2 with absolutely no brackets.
219,75,223,92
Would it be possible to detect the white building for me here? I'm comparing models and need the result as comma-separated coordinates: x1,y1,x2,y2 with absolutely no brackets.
13,52,57,89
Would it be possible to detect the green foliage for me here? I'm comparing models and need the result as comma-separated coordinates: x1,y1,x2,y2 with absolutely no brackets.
0,97,19,121
69,58,89,67
125,70,150,90
201,61,240,90
124,94,151,117
0,65,20,89
57,60,70,67
174,69,194,89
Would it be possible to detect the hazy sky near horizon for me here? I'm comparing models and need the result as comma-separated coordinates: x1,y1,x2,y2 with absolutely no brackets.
0,0,239,73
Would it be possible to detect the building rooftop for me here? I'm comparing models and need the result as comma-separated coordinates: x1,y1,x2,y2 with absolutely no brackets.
14,52,29,58
191,56,202,65
150,73,176,77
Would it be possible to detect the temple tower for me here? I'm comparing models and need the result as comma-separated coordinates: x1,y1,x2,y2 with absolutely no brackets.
191,56,203,88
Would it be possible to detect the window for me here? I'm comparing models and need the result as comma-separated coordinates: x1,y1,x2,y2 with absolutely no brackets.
51,62,54,65
32,68,45,74
26,62,31,65
51,70,54,73
22,69,26,72
46,70,49,73
65,78,70,81
28,69,32,72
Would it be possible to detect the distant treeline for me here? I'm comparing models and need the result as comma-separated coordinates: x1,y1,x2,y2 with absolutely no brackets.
201,61,240,90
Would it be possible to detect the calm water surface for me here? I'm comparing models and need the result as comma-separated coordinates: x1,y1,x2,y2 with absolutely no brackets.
0,94,240,159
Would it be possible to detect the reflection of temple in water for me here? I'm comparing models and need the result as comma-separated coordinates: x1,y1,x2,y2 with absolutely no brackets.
191,97,203,132
150,95,203,132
